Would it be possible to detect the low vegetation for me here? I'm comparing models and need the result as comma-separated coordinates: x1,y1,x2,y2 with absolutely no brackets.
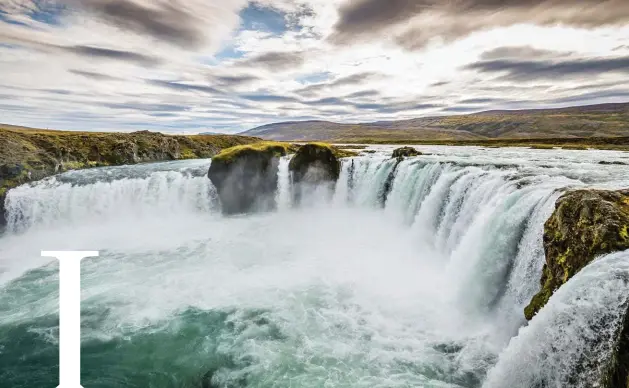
530,144,556,150
212,141,297,163
339,136,629,151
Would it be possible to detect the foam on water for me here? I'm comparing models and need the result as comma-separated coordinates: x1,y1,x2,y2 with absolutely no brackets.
1,146,628,387
483,250,629,388
4,159,217,233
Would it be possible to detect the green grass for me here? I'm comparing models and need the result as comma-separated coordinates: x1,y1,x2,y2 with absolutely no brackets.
329,136,629,151
212,141,295,163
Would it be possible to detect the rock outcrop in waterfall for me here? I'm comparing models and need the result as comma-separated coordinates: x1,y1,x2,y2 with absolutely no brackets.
392,146,421,159
288,143,340,204
525,189,629,320
208,142,292,214
289,143,341,184
523,189,629,387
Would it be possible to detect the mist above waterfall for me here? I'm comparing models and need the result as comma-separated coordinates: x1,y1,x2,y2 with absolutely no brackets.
1,145,629,387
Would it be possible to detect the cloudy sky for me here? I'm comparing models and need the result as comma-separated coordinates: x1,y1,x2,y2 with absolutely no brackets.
1,0,629,134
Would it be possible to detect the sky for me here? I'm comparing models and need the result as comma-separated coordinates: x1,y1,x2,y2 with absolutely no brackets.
1,0,629,134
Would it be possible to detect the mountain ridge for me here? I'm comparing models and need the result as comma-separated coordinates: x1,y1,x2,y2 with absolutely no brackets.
241,102,629,142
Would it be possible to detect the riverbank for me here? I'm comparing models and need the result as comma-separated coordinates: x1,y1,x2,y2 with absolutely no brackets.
330,136,629,151
0,125,260,225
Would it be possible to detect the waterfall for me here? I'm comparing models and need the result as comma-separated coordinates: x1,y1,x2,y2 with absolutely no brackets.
4,160,217,233
3,156,572,312
327,157,576,316
1,148,628,388
276,156,292,211
1,155,583,315
483,250,629,388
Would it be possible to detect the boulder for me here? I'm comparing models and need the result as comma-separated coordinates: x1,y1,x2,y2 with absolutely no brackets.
208,143,289,214
289,143,340,184
525,189,629,320
0,163,26,182
289,143,341,204
392,146,421,159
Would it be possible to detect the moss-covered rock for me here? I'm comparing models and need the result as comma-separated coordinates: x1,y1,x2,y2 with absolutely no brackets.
525,189,629,320
288,143,341,204
208,142,291,214
392,146,421,159
289,143,340,184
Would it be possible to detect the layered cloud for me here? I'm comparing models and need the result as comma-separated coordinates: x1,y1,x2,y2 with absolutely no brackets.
0,0,628,133
332,0,629,50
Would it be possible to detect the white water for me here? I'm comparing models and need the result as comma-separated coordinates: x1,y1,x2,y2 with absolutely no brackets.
484,250,629,388
276,156,292,211
4,159,218,233
1,145,628,387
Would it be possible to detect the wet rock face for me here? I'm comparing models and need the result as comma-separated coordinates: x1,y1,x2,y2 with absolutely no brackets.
0,195,5,227
288,144,340,204
289,144,340,184
101,136,181,165
0,164,26,181
392,147,421,159
525,189,629,320
208,145,287,214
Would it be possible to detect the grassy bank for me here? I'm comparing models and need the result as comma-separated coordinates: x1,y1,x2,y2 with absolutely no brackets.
331,136,629,151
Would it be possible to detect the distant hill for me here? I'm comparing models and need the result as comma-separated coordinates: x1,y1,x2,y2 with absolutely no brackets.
241,102,629,142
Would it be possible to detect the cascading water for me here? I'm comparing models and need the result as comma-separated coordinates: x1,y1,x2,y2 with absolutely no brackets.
275,156,292,211
483,250,629,388
4,159,218,233
1,146,628,388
